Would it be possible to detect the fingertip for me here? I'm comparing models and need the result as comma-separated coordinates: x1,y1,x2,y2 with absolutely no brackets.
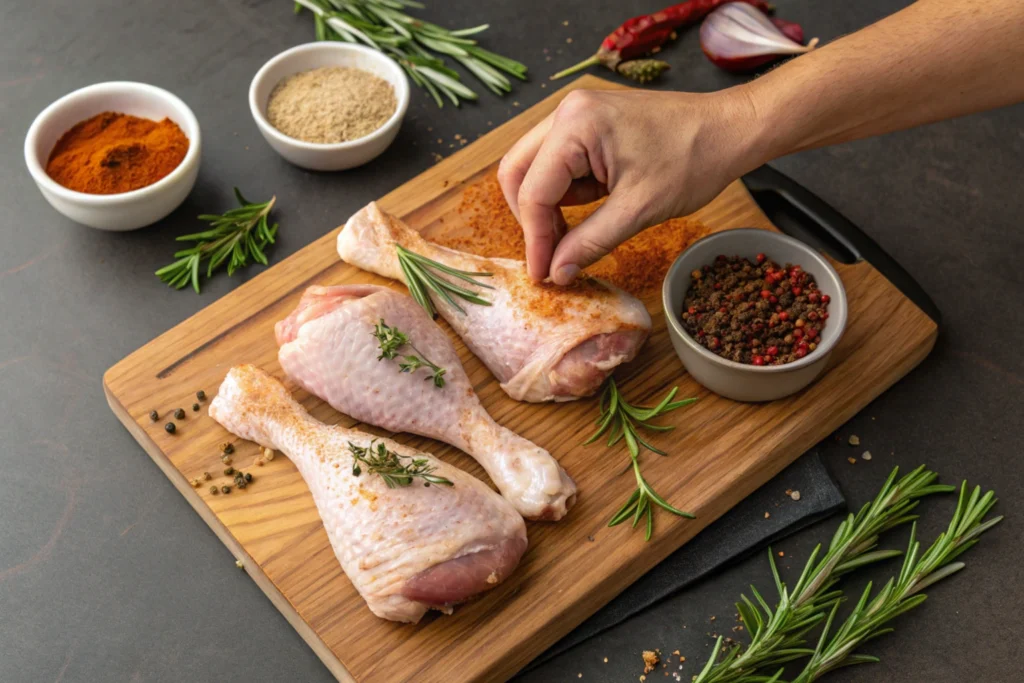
552,264,580,286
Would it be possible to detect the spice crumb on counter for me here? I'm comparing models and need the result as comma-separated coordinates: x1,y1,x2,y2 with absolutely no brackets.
235,559,244,569
789,490,801,501
848,457,857,465
848,435,861,446
642,649,660,674
764,511,770,519
862,451,873,460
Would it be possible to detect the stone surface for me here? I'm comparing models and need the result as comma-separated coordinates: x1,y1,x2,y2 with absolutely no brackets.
1,1,1020,682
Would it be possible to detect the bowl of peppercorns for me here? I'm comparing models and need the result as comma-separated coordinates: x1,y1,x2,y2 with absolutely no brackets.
663,228,848,402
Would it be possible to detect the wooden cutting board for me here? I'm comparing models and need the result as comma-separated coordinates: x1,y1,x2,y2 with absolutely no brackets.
104,75,937,682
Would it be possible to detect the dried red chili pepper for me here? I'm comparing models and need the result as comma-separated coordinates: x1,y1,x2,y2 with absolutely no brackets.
550,0,773,80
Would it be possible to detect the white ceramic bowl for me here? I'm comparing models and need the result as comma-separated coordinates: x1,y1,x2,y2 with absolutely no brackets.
663,229,848,402
24,81,201,231
249,42,410,171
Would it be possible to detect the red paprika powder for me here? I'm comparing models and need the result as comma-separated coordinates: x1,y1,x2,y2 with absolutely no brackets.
46,112,189,194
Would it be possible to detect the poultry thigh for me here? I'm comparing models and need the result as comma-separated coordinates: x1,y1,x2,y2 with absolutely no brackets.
337,202,652,403
209,364,528,623
277,284,577,521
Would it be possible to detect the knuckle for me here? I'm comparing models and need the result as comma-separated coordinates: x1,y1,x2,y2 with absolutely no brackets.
557,90,598,120
497,154,524,186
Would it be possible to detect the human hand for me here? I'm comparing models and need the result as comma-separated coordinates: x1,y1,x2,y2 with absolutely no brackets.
497,87,764,284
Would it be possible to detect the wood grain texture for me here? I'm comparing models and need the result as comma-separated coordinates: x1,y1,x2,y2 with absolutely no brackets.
103,75,937,683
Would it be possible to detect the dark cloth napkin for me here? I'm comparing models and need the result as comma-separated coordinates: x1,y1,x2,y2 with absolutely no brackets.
523,453,845,670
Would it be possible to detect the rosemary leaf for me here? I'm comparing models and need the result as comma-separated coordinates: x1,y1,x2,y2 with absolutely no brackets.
692,466,962,683
395,244,493,318
587,378,697,541
294,0,525,107
156,189,278,294
788,481,1001,682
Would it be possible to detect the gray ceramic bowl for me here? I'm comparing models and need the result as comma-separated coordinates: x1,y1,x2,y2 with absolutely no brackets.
662,228,848,402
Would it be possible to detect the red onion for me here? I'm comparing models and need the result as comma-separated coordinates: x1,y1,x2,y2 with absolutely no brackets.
700,3,818,73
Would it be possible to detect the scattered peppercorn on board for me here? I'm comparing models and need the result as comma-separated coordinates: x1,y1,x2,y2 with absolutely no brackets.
103,75,938,683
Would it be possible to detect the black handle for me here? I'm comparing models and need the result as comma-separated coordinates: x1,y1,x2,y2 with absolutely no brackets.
741,164,941,324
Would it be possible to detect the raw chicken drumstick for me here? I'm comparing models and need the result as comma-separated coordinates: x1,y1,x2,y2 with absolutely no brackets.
209,364,528,623
337,202,652,403
276,284,577,521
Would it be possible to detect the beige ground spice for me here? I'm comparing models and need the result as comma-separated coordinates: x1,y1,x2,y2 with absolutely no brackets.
266,66,397,144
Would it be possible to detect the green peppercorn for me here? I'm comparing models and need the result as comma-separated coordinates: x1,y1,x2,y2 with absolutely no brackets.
174,408,185,420
196,390,206,401
235,478,247,490
221,485,231,494
164,422,176,434
224,467,234,476
209,485,218,495
149,410,159,422
244,472,252,483
221,443,234,455
192,403,200,412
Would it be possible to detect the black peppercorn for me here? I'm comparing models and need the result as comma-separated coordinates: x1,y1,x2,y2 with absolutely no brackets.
196,390,206,401
224,467,234,476
149,410,159,422
244,472,252,483
221,443,234,455
164,422,176,434
192,403,200,412
174,408,185,420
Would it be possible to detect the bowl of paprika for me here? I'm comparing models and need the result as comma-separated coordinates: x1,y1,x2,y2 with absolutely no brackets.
24,81,201,231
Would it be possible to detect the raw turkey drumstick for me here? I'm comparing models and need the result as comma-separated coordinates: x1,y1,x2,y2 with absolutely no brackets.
276,285,577,521
337,202,652,403
209,364,528,623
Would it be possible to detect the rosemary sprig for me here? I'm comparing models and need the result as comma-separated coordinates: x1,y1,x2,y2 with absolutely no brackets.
348,439,454,488
395,244,494,318
155,188,278,294
293,0,528,107
694,465,956,683
372,319,447,388
586,378,698,541
788,481,1001,682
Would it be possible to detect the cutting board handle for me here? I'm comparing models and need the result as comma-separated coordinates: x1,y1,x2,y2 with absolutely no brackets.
742,164,941,324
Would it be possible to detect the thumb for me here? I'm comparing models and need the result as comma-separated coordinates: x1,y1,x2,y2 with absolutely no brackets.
548,192,647,285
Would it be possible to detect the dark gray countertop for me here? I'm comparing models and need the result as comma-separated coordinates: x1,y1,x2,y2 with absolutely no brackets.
1,1,1020,681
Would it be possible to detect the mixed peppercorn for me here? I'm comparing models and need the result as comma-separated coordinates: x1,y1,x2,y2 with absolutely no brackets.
681,253,831,366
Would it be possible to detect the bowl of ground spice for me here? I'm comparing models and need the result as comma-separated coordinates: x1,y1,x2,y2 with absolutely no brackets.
249,42,409,171
663,228,848,402
24,81,201,231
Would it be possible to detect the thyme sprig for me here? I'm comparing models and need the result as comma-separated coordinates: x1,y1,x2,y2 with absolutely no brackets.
587,378,698,541
693,466,965,683
788,481,1001,682
155,188,277,294
348,439,453,488
372,319,447,388
395,244,493,318
294,0,528,107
